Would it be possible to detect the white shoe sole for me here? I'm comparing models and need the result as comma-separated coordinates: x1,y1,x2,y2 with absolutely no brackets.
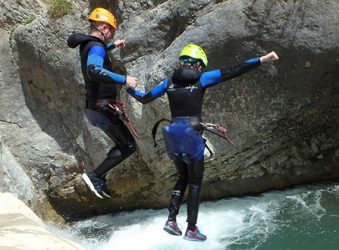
102,190,111,198
82,173,104,199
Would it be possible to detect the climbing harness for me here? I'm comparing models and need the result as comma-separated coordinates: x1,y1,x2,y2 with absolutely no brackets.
151,118,234,148
109,101,140,140
95,100,141,140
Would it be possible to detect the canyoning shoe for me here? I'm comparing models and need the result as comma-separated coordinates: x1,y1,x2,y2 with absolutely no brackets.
101,181,112,198
82,172,107,199
163,220,182,236
183,227,207,242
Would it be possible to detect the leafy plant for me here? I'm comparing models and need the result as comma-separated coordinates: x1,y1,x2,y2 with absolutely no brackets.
9,26,16,33
47,0,73,18
23,15,36,25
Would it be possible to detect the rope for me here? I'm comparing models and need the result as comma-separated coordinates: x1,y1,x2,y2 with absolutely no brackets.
108,102,141,140
200,122,234,146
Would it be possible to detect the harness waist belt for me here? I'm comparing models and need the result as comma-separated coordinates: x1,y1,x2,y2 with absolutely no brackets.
86,99,116,109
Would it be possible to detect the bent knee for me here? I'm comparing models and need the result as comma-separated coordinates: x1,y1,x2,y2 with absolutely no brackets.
119,143,137,156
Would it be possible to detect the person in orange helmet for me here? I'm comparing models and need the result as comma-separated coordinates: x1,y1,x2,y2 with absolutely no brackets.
67,8,138,199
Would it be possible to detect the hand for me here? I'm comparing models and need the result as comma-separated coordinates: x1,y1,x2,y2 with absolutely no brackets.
125,75,138,88
260,51,279,63
114,39,125,49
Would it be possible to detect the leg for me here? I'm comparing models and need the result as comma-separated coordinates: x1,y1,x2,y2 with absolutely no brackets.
183,158,207,242
164,158,188,236
83,113,136,198
186,158,204,229
168,159,189,220
93,118,137,178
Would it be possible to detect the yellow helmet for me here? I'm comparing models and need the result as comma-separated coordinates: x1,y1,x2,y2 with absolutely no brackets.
88,8,117,29
179,44,208,67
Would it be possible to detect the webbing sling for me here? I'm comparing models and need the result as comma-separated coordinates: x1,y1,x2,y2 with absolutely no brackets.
151,118,171,147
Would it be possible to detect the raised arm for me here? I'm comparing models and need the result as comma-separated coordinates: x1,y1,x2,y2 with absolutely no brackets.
200,51,279,88
127,79,169,104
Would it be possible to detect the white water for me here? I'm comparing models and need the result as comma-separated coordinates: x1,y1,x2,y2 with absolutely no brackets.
49,183,339,250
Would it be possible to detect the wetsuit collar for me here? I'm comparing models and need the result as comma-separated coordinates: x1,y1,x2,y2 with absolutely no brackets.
172,67,202,86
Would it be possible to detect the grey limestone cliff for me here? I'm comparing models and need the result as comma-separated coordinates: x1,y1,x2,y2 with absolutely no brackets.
0,0,338,220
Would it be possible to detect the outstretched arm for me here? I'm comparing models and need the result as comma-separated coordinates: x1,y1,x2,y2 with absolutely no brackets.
86,45,137,88
259,51,279,63
220,57,261,82
127,79,169,104
200,51,279,88
222,51,279,82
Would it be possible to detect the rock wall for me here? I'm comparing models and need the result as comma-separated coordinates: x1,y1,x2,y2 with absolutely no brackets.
0,192,82,250
0,0,338,220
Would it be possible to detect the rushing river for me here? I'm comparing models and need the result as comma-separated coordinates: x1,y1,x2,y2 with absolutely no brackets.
49,183,339,250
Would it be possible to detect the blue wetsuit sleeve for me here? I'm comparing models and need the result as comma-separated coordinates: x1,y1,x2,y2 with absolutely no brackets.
127,79,169,104
199,70,223,88
200,57,261,88
86,45,126,85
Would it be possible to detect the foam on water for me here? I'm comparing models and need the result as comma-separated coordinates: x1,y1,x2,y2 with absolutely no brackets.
49,183,339,250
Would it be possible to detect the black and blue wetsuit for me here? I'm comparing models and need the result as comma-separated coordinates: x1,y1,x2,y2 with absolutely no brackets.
67,33,136,179
127,57,261,228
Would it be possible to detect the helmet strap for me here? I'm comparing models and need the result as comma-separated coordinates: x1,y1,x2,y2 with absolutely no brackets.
180,58,198,64
92,23,110,43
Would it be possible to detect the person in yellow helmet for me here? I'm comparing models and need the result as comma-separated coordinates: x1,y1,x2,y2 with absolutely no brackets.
127,43,279,242
67,8,139,199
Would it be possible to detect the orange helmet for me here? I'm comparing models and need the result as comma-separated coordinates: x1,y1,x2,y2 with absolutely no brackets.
88,8,117,29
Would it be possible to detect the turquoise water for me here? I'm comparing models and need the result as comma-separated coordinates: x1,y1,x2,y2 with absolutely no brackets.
49,183,339,250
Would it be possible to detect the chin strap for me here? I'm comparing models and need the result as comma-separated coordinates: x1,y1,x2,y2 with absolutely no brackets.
93,25,109,43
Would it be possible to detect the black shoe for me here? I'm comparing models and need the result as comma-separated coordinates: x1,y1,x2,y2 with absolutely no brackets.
101,180,112,198
82,172,107,199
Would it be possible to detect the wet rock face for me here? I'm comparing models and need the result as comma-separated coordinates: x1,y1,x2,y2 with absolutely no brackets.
0,0,339,219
